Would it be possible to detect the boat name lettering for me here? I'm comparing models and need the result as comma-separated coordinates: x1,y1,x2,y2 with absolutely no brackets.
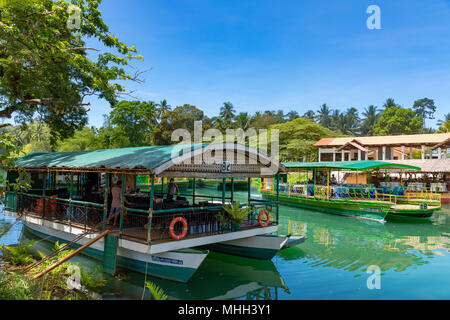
151,256,184,265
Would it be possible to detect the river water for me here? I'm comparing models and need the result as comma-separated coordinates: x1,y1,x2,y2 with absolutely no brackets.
1,187,450,300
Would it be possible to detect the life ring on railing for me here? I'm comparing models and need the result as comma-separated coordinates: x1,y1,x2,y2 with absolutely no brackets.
258,209,270,228
169,216,188,240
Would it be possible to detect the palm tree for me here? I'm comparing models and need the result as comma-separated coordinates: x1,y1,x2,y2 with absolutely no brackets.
360,105,380,136
315,104,332,128
329,109,341,131
220,102,236,123
344,107,360,135
157,99,171,119
286,110,299,120
303,110,315,120
234,112,251,130
437,113,450,127
383,98,397,109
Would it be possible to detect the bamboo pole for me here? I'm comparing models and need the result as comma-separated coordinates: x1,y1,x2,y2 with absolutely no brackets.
32,230,110,279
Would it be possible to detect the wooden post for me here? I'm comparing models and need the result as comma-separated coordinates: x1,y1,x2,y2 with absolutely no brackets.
275,174,279,224
192,178,196,204
119,173,125,233
69,172,74,226
41,171,47,218
102,173,110,232
313,168,316,198
148,174,154,245
248,177,251,204
222,178,226,204
231,178,234,203
327,168,330,199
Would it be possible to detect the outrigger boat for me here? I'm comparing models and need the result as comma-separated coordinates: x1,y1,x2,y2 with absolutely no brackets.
3,143,300,282
260,160,442,222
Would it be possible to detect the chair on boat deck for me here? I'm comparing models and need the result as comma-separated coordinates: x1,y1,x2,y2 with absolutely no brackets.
369,188,377,199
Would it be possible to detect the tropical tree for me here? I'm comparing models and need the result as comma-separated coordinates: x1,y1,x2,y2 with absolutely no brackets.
108,101,159,147
315,104,332,129
56,127,104,152
219,102,236,124
437,120,450,133
437,113,450,127
152,104,209,145
0,0,144,144
157,99,172,119
413,98,436,128
286,111,299,120
234,112,252,130
269,117,339,162
360,105,380,136
302,110,316,120
373,106,423,136
383,98,398,109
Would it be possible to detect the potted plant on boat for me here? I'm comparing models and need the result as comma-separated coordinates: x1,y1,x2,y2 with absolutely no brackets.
215,212,231,232
222,201,253,232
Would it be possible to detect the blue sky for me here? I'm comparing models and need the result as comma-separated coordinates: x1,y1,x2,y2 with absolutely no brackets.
85,0,450,128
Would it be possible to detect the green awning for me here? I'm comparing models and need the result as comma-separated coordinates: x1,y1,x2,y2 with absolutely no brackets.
281,160,421,171
14,144,207,171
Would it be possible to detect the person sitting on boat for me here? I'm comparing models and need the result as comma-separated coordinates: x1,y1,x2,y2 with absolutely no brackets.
111,180,131,227
166,178,180,201
330,174,337,185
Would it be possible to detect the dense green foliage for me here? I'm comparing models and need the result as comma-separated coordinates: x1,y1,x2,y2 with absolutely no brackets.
0,0,143,143
270,117,339,161
373,106,423,136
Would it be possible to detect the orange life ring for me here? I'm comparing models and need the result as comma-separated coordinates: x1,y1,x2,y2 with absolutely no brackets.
169,216,188,240
258,209,270,228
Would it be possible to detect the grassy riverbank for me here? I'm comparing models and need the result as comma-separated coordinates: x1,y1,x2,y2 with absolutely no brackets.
0,241,105,300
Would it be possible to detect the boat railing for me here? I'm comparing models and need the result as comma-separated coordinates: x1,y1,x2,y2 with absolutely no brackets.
121,202,277,243
261,181,444,206
13,190,278,244
17,193,105,231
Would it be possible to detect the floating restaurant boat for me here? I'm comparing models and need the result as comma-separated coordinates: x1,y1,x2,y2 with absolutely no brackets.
3,143,298,282
260,160,442,222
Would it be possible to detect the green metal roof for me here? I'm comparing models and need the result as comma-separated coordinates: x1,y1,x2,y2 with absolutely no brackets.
281,160,421,171
14,144,207,171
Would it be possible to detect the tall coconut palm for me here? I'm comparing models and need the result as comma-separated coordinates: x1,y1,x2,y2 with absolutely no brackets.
157,99,171,119
303,110,315,120
344,107,360,135
315,104,332,128
383,98,397,109
220,102,236,124
234,112,251,130
360,105,380,136
329,109,341,131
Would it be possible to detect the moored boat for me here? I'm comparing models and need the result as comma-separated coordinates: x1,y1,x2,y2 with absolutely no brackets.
261,160,441,222
4,143,289,282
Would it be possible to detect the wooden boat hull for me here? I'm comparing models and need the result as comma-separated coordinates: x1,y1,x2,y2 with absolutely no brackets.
200,234,296,260
8,211,208,283
261,191,390,222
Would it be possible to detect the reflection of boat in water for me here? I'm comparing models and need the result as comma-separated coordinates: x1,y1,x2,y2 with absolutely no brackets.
24,239,289,300
276,205,450,272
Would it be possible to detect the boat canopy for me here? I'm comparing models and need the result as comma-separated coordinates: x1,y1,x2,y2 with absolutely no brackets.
13,143,282,177
281,160,421,171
